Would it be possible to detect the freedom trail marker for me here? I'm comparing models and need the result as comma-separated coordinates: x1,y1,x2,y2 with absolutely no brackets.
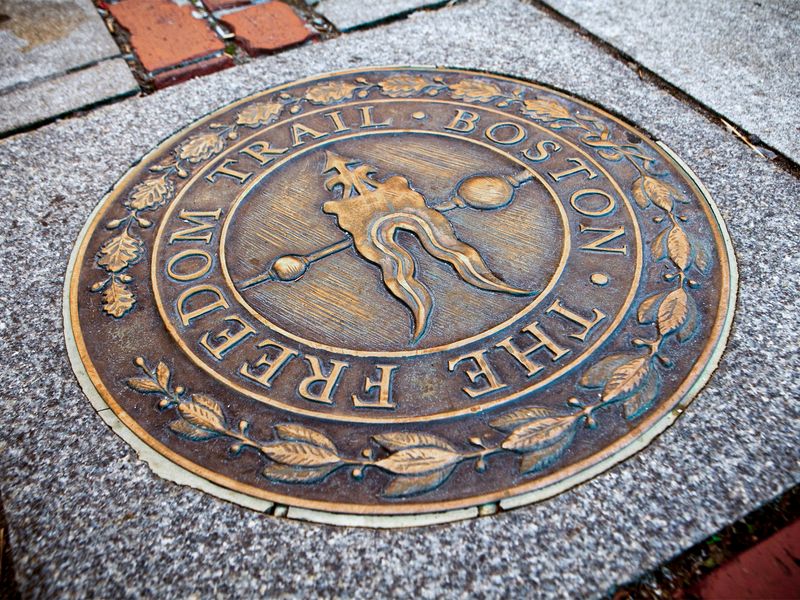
65,67,736,525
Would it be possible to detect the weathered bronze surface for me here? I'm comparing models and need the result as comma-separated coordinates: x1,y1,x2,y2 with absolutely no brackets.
65,67,736,523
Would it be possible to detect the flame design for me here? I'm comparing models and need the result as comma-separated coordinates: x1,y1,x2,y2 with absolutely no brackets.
367,210,528,341
321,153,531,342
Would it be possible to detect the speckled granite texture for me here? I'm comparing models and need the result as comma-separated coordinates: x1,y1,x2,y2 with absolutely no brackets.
0,58,137,134
0,0,120,89
316,0,444,30
0,0,797,597
543,0,800,163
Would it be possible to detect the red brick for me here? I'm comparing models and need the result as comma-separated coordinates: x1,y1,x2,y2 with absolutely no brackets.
109,0,225,73
202,0,249,10
152,54,234,89
693,519,800,599
220,2,315,56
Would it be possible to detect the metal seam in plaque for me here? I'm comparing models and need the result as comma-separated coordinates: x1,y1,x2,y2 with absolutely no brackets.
65,67,737,526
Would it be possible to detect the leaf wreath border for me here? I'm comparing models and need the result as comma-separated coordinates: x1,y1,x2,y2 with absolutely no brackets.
101,72,710,497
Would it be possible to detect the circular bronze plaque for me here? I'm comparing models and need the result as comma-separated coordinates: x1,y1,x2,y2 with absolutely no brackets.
65,67,736,525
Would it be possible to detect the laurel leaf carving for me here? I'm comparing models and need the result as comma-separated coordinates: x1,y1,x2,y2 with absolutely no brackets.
155,361,170,390
97,231,142,273
602,356,650,402
651,227,669,261
643,176,678,211
667,225,692,270
519,428,576,474
631,178,649,209
579,353,639,389
262,442,341,467
695,244,711,274
102,279,135,317
262,463,338,484
275,424,337,453
657,287,689,335
623,369,661,420
638,291,668,324
489,407,554,432
501,415,577,452
169,419,220,441
177,398,225,432
191,394,224,419
676,293,698,343
375,447,461,475
126,175,173,211
383,467,455,497
372,432,455,452
127,376,163,393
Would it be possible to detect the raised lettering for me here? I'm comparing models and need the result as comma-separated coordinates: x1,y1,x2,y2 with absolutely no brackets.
579,224,627,255
166,249,212,282
239,140,288,166
352,365,398,409
168,209,222,244
445,109,479,133
291,123,328,146
176,285,228,326
570,188,616,217
325,110,351,132
546,299,606,342
239,339,298,388
205,158,252,184
485,121,526,145
200,315,256,360
548,157,598,182
448,350,506,398
358,105,391,128
496,321,569,377
523,139,562,162
297,356,349,405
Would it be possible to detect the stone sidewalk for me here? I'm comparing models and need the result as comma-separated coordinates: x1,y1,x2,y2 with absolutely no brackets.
0,0,798,597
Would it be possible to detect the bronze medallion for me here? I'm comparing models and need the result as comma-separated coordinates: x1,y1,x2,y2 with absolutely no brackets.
65,67,736,525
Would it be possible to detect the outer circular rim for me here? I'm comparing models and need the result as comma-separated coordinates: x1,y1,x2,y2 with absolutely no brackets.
63,66,738,527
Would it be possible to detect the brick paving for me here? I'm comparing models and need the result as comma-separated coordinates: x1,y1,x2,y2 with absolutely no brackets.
220,2,317,56
107,0,226,72
692,518,800,599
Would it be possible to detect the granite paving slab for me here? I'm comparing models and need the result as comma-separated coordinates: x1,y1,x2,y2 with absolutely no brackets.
0,0,798,597
315,0,445,30
542,0,800,164
0,0,121,90
0,58,138,134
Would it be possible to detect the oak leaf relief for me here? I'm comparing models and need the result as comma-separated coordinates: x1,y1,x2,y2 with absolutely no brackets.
101,279,135,317
178,133,226,163
236,102,283,127
125,175,173,211
520,98,571,121
448,79,502,103
304,80,358,104
97,231,142,273
378,75,430,97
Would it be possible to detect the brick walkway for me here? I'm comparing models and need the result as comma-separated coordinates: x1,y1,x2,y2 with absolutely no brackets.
0,0,448,133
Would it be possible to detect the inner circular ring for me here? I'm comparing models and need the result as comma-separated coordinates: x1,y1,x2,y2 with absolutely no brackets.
148,101,645,423
218,129,570,358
